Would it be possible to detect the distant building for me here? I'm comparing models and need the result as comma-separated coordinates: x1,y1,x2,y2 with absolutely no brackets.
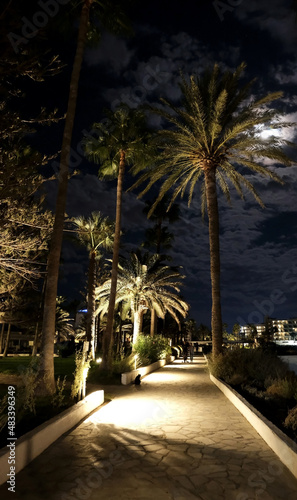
240,318,297,341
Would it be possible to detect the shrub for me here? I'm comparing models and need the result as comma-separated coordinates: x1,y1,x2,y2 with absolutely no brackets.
266,373,297,400
208,348,289,388
133,336,171,365
71,350,91,400
112,354,135,374
51,376,67,408
284,405,297,433
18,357,40,414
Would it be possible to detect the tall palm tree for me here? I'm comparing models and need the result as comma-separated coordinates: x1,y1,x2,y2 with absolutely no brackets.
96,252,189,345
143,195,180,255
143,195,180,335
83,104,153,369
39,1,132,394
133,63,295,358
72,212,114,359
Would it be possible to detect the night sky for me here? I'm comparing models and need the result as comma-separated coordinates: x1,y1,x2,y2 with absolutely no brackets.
38,0,297,328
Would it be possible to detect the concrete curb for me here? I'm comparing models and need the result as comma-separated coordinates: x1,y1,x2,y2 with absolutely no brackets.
210,373,297,481
0,390,104,486
121,356,175,385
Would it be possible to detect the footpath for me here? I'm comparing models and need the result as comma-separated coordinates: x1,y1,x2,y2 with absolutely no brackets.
1,356,297,500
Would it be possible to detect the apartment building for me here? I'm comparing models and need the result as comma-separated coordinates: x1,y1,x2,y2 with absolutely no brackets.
240,318,297,340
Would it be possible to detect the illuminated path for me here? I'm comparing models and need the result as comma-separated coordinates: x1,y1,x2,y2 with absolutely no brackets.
2,356,297,500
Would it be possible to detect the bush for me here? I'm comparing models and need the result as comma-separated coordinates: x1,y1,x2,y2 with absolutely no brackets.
71,351,91,400
208,348,289,388
266,373,297,400
133,336,171,365
284,405,297,432
112,355,135,374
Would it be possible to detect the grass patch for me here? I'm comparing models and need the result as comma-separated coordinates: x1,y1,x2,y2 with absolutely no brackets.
0,356,76,380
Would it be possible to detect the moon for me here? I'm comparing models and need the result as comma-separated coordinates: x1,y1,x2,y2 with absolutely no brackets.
259,127,281,139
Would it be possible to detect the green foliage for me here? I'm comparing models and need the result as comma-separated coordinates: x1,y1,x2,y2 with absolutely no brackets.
133,335,171,365
83,104,154,180
71,351,91,400
51,376,67,408
18,357,40,414
72,212,114,255
96,252,189,330
111,354,135,374
208,348,289,388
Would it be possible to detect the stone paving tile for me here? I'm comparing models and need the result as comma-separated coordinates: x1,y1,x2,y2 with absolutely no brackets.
1,356,297,500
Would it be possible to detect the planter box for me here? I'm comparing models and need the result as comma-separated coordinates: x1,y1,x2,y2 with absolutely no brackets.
0,390,104,486
210,373,297,481
121,356,175,385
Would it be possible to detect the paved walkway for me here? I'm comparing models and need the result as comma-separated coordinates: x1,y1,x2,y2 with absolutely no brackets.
2,356,297,500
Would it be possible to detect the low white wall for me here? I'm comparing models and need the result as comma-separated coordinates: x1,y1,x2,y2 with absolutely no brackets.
121,356,175,385
210,374,297,481
0,390,104,486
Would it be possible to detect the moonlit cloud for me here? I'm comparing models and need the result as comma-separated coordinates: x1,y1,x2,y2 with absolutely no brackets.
84,32,135,75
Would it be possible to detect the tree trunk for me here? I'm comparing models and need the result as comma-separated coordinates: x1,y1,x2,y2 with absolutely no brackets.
86,250,96,360
132,309,142,345
102,150,125,370
96,314,101,353
150,309,157,336
32,322,39,356
204,166,223,358
38,0,93,395
150,228,161,336
117,306,123,354
0,323,5,354
3,323,11,358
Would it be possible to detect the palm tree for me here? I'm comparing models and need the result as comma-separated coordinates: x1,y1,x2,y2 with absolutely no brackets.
55,296,75,342
83,104,153,369
96,252,189,345
143,195,180,255
143,195,180,335
39,1,132,394
133,63,294,358
72,212,114,359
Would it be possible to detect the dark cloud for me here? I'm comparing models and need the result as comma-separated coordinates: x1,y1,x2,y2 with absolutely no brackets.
84,32,135,75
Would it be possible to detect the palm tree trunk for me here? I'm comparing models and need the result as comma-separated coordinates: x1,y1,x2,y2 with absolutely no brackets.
3,323,11,358
204,166,223,358
102,150,125,370
150,226,161,336
0,323,5,354
38,0,93,394
96,314,101,353
150,309,157,336
132,309,142,345
86,250,96,360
